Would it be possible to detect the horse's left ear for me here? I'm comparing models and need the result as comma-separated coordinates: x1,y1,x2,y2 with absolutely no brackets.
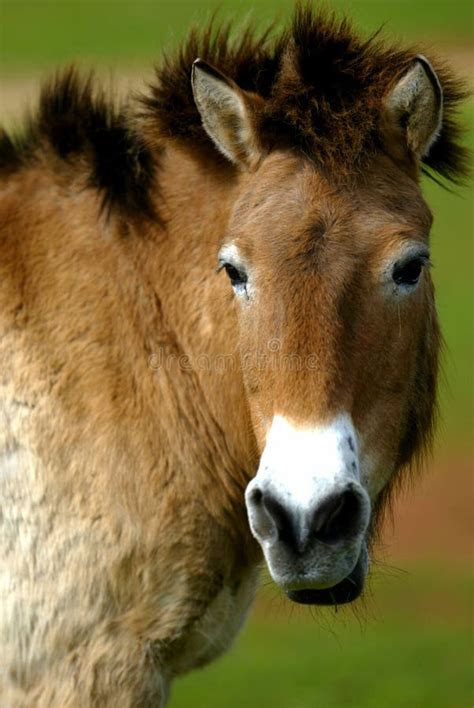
382,55,443,163
191,59,263,169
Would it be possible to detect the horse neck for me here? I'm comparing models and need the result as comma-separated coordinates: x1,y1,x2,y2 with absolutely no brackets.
136,144,258,535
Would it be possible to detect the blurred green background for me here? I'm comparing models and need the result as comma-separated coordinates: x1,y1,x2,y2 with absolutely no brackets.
1,0,474,70
1,2,472,706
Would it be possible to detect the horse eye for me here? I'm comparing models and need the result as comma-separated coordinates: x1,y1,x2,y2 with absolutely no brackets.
392,257,425,286
223,263,247,289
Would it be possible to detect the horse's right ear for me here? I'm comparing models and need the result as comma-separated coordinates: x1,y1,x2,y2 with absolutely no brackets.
191,59,263,169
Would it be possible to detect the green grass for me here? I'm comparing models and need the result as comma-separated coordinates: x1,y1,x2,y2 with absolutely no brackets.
421,108,474,446
1,0,473,72
172,565,473,707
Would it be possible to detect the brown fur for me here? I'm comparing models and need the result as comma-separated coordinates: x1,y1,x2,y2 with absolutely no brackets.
0,5,467,706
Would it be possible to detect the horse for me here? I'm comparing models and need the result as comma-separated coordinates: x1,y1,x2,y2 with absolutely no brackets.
0,6,468,706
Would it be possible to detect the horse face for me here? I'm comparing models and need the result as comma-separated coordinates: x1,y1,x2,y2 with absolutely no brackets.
192,57,441,604
217,153,438,603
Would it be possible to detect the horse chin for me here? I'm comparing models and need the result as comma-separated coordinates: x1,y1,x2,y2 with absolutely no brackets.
285,550,367,606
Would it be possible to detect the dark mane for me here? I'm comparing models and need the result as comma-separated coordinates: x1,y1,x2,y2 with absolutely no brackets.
0,5,469,218
0,69,157,220
143,5,469,182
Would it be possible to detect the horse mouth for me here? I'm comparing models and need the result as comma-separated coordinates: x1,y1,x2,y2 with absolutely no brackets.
285,552,366,606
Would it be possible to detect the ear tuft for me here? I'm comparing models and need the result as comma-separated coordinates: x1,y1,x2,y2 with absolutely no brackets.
191,59,262,169
383,55,443,163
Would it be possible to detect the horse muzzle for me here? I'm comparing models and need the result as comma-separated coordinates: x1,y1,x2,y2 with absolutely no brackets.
245,414,371,605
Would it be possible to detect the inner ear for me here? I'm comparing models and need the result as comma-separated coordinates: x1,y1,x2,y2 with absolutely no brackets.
191,59,263,169
382,55,443,166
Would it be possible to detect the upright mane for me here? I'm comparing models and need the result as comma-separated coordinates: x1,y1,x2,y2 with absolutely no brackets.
144,5,469,182
0,5,469,222
0,70,157,220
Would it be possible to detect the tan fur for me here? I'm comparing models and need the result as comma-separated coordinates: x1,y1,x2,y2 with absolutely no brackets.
0,158,260,704
0,8,465,706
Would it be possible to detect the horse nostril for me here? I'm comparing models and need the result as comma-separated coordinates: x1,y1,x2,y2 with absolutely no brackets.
248,486,263,505
313,490,362,544
262,494,297,548
247,486,367,553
